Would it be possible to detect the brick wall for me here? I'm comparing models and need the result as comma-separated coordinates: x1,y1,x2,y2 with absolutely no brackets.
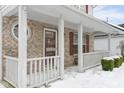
64,28,77,67
2,16,94,68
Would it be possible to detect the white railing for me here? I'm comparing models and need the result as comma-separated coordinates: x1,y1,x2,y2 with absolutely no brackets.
83,51,110,69
27,56,61,87
4,56,18,87
4,56,61,88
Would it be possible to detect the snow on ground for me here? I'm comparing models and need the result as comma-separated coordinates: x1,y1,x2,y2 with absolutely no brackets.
0,83,5,88
50,64,124,88
1,63,124,88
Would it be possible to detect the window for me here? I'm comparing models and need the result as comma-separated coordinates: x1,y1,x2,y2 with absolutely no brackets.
11,22,32,40
73,33,78,45
73,32,89,54
73,33,78,54
73,32,86,45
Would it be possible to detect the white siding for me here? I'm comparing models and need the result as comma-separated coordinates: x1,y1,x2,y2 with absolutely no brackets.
94,37,124,55
87,6,93,15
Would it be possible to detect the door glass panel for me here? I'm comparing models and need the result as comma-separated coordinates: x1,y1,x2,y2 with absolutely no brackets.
45,30,56,56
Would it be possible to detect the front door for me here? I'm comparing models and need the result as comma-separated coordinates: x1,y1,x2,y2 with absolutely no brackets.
44,28,57,56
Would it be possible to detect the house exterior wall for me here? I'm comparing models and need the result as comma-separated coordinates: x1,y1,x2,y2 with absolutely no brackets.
94,36,124,55
87,5,93,15
89,33,94,52
2,16,94,68
71,5,93,15
64,28,77,67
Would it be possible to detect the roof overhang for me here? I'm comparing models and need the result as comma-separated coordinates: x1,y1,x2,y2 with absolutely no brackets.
1,5,122,34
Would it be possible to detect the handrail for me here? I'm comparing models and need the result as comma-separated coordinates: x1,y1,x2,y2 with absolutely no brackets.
27,56,60,61
4,56,18,61
83,51,109,55
4,55,60,61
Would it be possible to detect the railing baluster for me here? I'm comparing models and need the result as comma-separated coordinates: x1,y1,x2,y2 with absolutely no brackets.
29,61,32,85
50,58,53,78
47,58,49,80
43,59,45,82
26,56,61,87
57,57,60,76
39,59,42,83
34,60,37,83
54,58,57,78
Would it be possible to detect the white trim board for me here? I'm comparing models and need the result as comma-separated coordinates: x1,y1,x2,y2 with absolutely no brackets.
43,28,58,57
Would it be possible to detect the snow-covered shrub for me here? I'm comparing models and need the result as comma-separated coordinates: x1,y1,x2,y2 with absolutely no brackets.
122,56,124,62
114,58,121,68
101,58,114,71
113,56,124,67
119,56,123,66
101,56,124,71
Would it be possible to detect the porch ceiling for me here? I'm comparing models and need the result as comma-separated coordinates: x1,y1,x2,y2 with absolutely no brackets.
27,5,121,34
3,5,122,34
28,9,92,32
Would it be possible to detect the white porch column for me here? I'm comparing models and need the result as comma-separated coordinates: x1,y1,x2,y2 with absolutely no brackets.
18,6,27,88
78,23,83,72
108,33,111,51
0,12,2,81
58,16,64,79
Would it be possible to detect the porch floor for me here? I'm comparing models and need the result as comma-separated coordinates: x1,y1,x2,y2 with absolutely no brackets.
48,64,124,88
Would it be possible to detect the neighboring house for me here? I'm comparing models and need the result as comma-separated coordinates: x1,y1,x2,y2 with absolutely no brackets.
0,5,122,88
94,22,124,55
119,24,124,27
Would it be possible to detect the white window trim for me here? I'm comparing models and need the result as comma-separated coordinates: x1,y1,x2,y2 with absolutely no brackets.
11,21,32,40
73,32,78,45
43,28,58,57
73,32,86,45
73,32,88,54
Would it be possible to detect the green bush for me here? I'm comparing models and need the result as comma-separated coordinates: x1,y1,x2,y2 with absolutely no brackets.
101,56,124,71
114,58,121,68
101,59,114,71
114,56,124,67
120,56,123,66
122,56,124,62
120,56,124,62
